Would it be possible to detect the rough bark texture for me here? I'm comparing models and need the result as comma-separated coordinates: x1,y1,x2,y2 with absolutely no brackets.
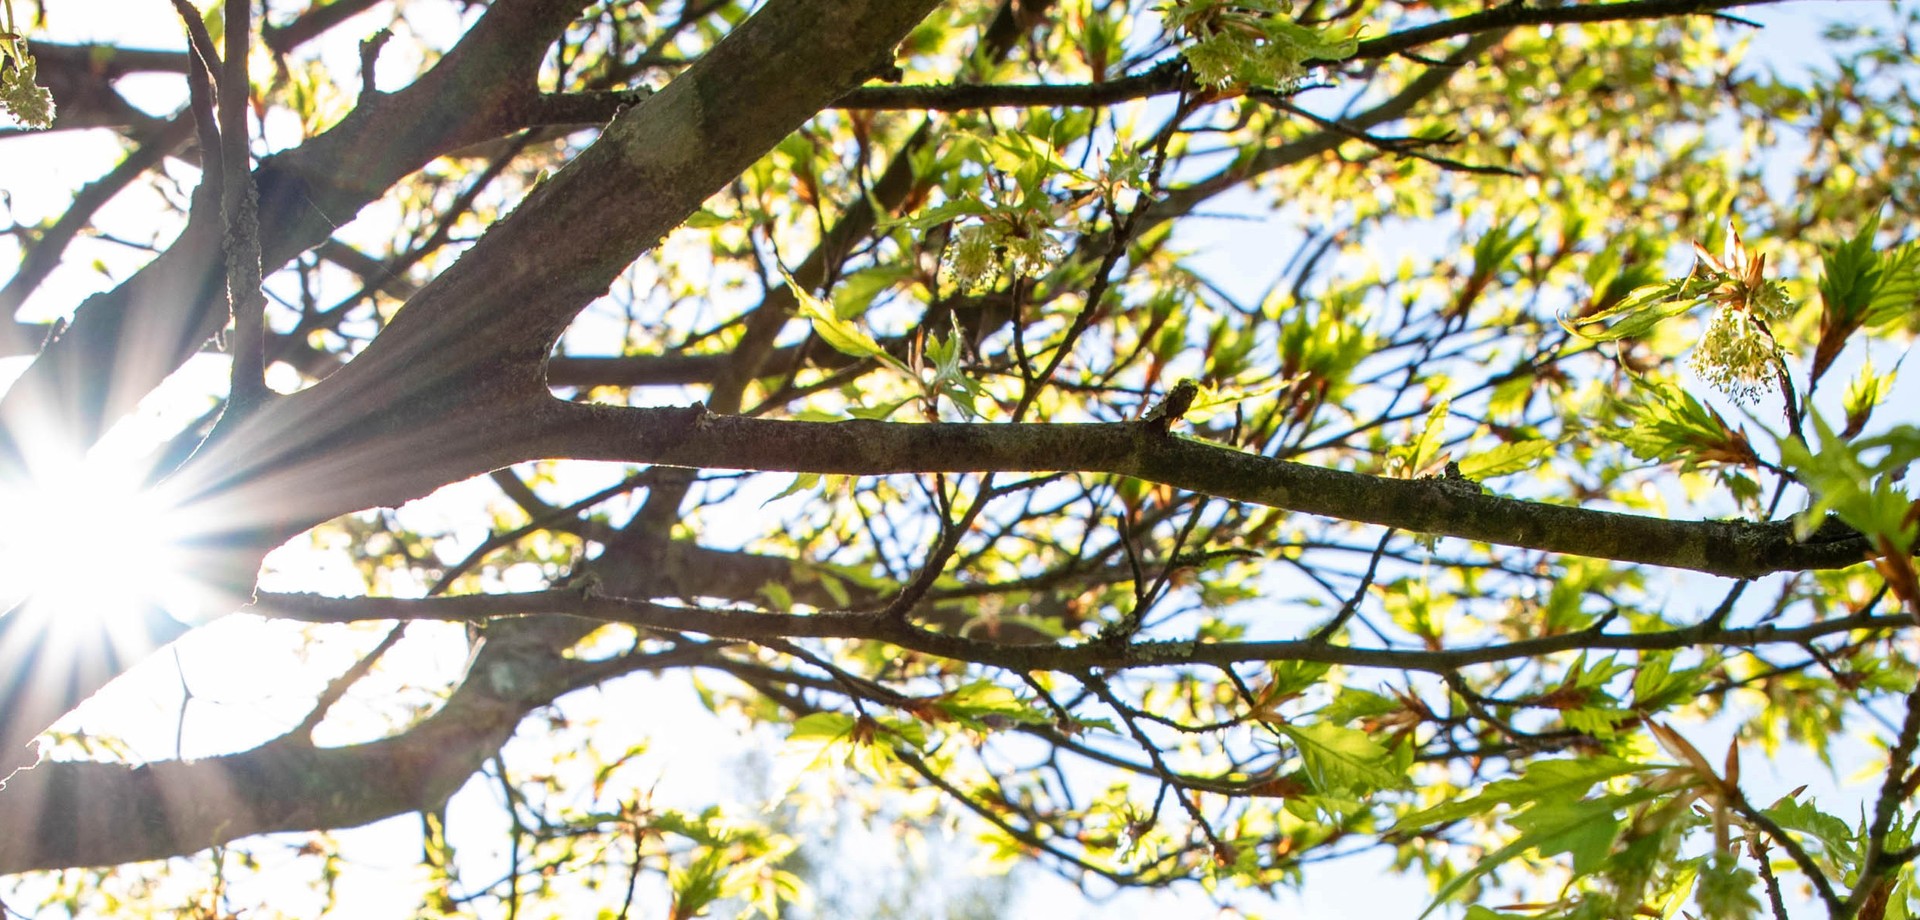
538,410,1870,579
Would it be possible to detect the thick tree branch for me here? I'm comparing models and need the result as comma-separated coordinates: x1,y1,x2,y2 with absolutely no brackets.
534,408,1870,580
0,0,591,455
220,0,269,411
165,0,947,543
0,0,946,791
0,623,710,874
0,0,598,778
142,399,1866,651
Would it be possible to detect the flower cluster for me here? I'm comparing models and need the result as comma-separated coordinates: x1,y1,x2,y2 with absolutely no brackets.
1691,306,1784,403
1686,229,1793,403
942,214,1064,292
0,26,52,130
1165,0,1356,90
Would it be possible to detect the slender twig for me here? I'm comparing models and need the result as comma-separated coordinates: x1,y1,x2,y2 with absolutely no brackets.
429,468,658,596
358,28,392,98
1726,793,1846,918
1082,671,1230,859
1750,834,1790,920
290,624,406,742
879,473,1004,622
258,589,1916,678
1701,579,1751,630
169,0,223,192
1310,528,1395,643
0,115,193,322
1255,95,1520,176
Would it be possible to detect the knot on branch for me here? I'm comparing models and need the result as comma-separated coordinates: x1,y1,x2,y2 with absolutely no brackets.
1142,379,1198,436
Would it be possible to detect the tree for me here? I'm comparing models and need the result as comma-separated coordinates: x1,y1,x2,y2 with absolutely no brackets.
0,0,1916,915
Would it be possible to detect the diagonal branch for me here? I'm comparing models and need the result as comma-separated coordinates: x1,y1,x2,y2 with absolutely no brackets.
164,0,949,541
0,0,948,790
0,626,713,874
0,0,590,458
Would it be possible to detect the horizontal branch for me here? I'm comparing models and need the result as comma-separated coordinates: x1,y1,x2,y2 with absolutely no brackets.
1352,0,1780,63
531,0,1782,120
835,59,1183,110
262,0,389,55
31,43,192,75
534,406,1870,580
257,590,1909,676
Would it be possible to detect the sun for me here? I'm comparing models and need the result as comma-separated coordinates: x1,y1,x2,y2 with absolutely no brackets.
0,454,208,629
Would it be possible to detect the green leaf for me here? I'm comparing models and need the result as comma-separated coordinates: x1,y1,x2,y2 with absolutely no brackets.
1418,789,1662,919
877,715,929,750
1389,399,1451,477
846,399,910,420
935,681,1051,730
1778,413,1920,552
1691,853,1761,920
1457,439,1553,479
815,570,851,607
1279,721,1404,794
833,264,914,317
763,472,819,506
1817,214,1920,332
1395,756,1649,832
1318,686,1399,725
1266,660,1333,700
1617,377,1760,470
669,848,728,919
1632,652,1708,711
1468,219,1532,286
1763,793,1860,866
893,197,992,232
782,268,888,360
1841,359,1895,437
758,580,794,610
1562,276,1709,342
1416,824,1546,918
1509,798,1621,875
788,711,856,742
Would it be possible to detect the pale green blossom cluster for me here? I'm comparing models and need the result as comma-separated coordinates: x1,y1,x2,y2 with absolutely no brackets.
1181,32,1263,88
1688,296,1788,404
1,49,52,129
0,0,52,130
1685,229,1794,404
942,219,1064,292
1164,0,1357,89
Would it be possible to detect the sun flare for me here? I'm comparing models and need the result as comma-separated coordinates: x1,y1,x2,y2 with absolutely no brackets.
0,458,206,627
